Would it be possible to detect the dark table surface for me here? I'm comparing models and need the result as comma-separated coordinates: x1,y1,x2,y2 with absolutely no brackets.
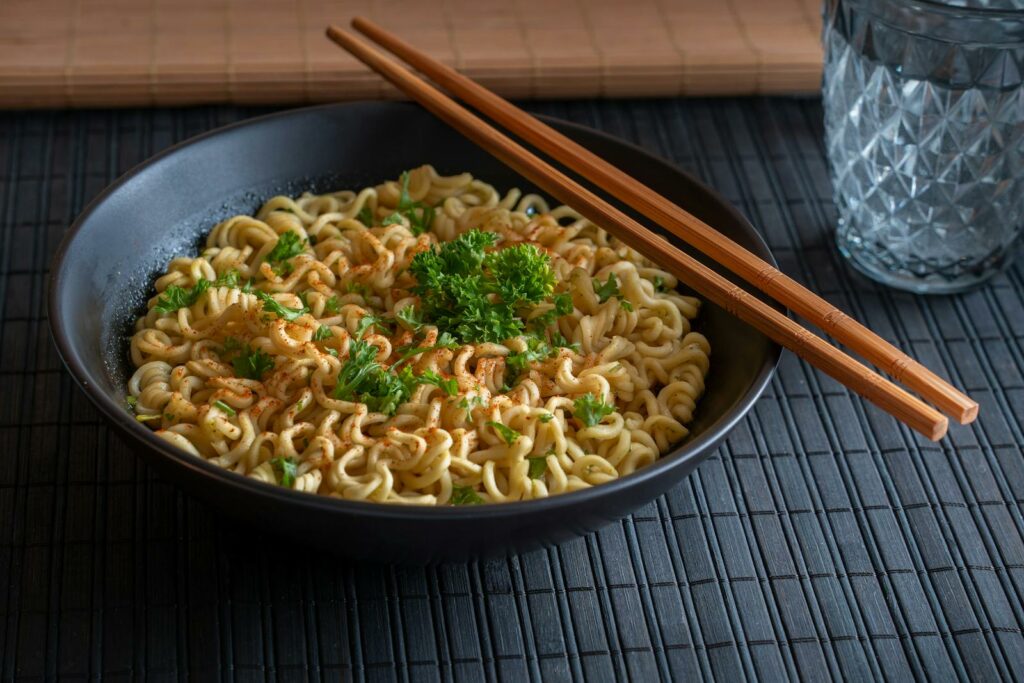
1,98,1023,682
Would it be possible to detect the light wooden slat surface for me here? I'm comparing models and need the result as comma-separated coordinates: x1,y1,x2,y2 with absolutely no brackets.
0,0,823,108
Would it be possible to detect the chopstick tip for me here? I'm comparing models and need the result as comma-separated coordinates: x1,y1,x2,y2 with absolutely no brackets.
957,399,979,425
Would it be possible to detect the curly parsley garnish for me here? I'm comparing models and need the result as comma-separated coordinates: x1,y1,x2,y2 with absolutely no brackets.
573,393,616,427
409,229,568,344
312,325,333,341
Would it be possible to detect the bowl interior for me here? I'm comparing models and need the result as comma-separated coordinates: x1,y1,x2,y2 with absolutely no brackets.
51,101,780,515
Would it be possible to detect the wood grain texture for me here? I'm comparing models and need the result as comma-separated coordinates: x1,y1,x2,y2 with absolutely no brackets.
0,0,822,108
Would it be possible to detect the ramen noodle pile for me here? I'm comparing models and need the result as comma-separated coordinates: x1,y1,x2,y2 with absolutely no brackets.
127,166,710,505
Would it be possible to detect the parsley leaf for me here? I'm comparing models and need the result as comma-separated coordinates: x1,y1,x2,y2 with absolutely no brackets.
396,305,423,331
356,205,374,226
530,291,573,331
653,275,666,292
383,171,435,235
450,484,484,505
212,400,236,417
214,269,242,288
257,291,309,322
332,339,418,415
486,420,520,445
573,393,616,427
459,395,488,411
505,335,554,381
313,325,333,341
355,313,392,339
271,457,298,487
265,231,306,268
528,456,548,479
155,278,210,313
593,273,621,303
549,330,581,353
231,344,275,380
325,295,341,313
418,370,458,396
539,413,554,423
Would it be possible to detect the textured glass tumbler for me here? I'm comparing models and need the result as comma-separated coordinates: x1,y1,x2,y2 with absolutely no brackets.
823,0,1024,294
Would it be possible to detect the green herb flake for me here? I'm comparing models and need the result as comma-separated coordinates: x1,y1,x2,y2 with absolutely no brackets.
265,231,306,268
154,278,211,314
256,291,309,322
653,275,666,292
396,305,423,331
450,484,484,505
355,313,392,339
486,420,520,445
325,295,341,313
213,269,242,288
356,205,375,226
313,325,333,341
232,344,275,380
419,370,458,396
270,457,298,488
593,273,621,304
125,395,137,410
539,413,554,423
384,171,435,235
213,400,236,417
573,393,616,427
527,456,547,479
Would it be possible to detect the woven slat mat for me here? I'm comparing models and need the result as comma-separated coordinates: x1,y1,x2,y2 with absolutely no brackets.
0,0,822,108
2,99,1024,680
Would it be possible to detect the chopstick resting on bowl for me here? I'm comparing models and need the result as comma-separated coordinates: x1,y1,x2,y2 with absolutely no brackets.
346,17,977,427
325,25,950,441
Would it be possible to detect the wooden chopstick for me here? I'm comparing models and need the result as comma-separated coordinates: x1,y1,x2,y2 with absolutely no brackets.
348,17,977,427
325,26,948,441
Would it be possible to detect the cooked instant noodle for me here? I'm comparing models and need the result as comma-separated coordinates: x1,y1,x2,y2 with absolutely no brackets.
128,166,710,505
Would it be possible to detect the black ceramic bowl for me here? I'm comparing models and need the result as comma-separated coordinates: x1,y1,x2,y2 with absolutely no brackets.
49,102,780,563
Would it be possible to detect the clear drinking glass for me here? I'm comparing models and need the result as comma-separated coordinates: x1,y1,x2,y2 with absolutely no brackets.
823,0,1024,294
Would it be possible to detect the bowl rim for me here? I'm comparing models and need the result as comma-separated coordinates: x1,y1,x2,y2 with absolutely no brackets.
48,100,781,520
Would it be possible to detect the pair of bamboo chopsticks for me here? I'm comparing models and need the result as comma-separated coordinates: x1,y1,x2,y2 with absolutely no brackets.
326,19,978,441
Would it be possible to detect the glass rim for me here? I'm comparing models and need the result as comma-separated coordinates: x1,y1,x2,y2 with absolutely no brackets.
866,0,1024,20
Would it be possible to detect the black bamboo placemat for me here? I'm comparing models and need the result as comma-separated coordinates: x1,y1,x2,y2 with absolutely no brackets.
1,99,1023,681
